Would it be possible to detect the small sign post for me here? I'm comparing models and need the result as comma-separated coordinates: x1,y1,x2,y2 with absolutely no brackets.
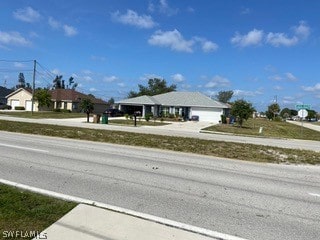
295,104,311,138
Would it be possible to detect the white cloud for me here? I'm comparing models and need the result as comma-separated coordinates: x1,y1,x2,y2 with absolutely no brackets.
274,85,283,91
233,89,263,97
63,25,78,37
293,21,310,39
51,69,62,75
193,37,218,52
14,62,26,68
111,10,156,29
205,75,231,88
159,0,178,16
83,76,93,82
231,29,264,47
117,82,126,87
302,83,320,92
89,87,97,92
48,17,60,29
91,55,106,61
13,7,41,23
241,7,251,15
0,31,31,47
269,73,298,82
266,33,298,47
103,76,118,82
140,73,163,81
148,29,194,52
269,75,283,81
285,72,298,81
171,73,185,82
48,17,77,37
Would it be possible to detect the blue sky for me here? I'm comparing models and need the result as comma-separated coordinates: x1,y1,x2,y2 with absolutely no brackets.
1,0,320,111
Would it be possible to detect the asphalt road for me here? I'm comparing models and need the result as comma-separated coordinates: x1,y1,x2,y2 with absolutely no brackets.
1,132,320,240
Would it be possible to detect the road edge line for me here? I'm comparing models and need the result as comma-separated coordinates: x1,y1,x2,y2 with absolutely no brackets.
0,179,246,240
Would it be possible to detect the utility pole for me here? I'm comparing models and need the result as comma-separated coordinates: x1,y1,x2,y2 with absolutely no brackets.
31,60,36,115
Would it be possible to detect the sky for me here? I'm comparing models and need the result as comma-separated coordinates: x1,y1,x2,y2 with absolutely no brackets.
1,0,320,112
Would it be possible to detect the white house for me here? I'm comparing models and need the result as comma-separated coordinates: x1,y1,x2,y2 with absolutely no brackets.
6,88,38,111
117,91,230,123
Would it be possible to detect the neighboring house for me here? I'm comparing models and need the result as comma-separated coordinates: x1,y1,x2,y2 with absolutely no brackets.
0,86,14,105
117,91,230,123
6,88,38,111
49,89,108,113
6,88,108,113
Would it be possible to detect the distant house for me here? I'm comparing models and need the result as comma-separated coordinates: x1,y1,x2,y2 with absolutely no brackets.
6,88,108,113
117,91,230,123
0,86,14,105
50,89,108,113
6,88,37,111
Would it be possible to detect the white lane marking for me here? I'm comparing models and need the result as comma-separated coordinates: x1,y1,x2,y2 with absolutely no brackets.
0,143,48,153
309,193,320,197
0,178,247,240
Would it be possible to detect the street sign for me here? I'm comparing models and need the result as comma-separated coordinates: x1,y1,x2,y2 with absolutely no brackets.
295,104,311,110
298,109,308,118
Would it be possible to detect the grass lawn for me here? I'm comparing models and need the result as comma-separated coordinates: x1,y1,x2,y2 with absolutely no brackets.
0,184,76,240
0,120,319,165
203,118,320,141
0,111,85,119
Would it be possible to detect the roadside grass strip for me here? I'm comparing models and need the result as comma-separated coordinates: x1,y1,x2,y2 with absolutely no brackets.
0,120,319,164
0,184,76,240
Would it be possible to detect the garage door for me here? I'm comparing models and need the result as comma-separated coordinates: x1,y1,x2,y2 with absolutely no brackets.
191,107,222,123
26,101,32,111
10,100,20,110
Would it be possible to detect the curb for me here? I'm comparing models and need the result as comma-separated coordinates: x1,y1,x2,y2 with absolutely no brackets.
0,179,247,240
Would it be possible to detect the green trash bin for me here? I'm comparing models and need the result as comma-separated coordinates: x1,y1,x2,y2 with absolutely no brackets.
101,113,108,124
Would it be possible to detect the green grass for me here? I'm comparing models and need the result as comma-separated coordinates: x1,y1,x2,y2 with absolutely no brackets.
0,111,85,119
203,118,320,141
0,184,76,240
0,120,319,164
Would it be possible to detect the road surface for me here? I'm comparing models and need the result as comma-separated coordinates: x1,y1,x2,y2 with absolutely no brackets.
0,131,319,240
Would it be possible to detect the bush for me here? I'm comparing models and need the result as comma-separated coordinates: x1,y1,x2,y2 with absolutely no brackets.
14,106,25,110
221,115,227,124
145,113,153,122
53,109,71,113
124,114,129,119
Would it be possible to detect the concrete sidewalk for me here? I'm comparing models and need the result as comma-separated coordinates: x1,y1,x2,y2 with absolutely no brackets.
40,204,225,240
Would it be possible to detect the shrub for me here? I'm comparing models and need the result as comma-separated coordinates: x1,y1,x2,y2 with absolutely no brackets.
145,113,153,122
14,106,25,110
124,114,129,119
221,115,227,124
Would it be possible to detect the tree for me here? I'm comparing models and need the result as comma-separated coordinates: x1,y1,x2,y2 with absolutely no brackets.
128,78,176,98
53,75,77,90
16,73,26,89
216,90,233,103
307,110,317,121
53,75,63,89
267,103,280,120
80,98,94,123
107,97,115,106
280,108,291,119
34,89,52,111
230,99,255,127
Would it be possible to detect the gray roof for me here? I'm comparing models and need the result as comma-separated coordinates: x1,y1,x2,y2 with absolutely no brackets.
118,92,229,108
117,95,160,105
